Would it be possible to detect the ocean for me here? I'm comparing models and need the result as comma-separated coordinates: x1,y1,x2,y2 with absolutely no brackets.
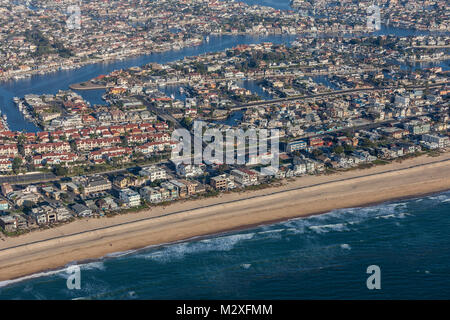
1,191,450,299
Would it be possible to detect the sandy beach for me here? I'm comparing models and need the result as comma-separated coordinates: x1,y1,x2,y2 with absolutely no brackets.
1,152,450,282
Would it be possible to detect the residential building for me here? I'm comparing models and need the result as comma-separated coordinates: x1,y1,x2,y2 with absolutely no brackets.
0,200,9,211
286,140,307,153
176,163,205,178
1,183,13,197
140,186,162,203
71,203,93,217
169,180,188,198
422,134,450,149
231,168,259,187
0,214,27,232
210,174,235,190
119,188,141,207
82,175,112,194
139,165,167,182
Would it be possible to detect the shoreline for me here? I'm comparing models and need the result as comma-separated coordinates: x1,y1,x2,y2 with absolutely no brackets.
1,187,448,289
1,152,450,282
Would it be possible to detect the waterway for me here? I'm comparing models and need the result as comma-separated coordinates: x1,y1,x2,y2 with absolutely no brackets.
0,0,448,133
0,34,297,132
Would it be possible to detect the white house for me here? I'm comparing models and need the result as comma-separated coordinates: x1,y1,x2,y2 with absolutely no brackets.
119,188,141,207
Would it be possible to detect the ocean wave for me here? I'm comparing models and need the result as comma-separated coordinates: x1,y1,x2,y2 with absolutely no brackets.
257,228,285,235
426,195,447,201
273,198,416,237
104,250,137,259
0,261,105,289
137,232,255,262
78,261,105,272
309,223,348,234
425,191,450,202
0,269,66,289
340,243,351,250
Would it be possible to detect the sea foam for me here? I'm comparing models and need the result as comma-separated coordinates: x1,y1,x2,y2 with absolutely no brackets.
137,232,255,262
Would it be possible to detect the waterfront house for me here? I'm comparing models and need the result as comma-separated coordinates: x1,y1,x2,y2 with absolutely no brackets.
140,186,162,203
71,203,93,217
168,180,188,198
0,214,27,232
160,182,179,200
231,168,259,187
119,188,141,207
210,174,235,190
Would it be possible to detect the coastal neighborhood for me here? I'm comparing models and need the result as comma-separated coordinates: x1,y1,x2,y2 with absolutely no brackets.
0,0,448,82
0,17,449,234
0,49,448,234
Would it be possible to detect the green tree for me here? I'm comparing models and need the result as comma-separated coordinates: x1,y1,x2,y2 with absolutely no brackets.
12,157,22,173
53,165,69,176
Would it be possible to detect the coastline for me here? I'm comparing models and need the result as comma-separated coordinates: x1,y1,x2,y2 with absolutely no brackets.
1,152,450,282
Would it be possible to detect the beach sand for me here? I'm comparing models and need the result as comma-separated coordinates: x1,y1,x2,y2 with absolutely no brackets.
1,152,450,282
